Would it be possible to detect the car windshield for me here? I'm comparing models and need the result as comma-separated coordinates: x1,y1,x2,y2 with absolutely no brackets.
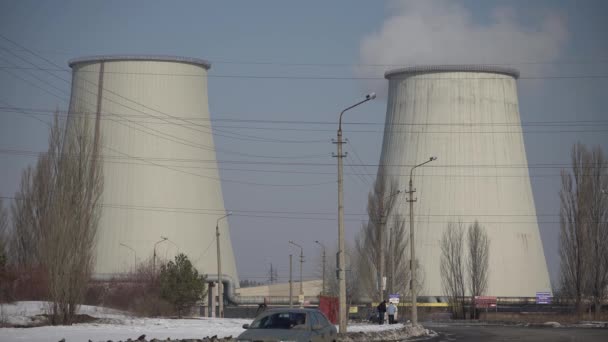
249,312,307,329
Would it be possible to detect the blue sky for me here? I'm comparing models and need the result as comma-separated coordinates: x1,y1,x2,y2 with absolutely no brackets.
1,0,607,287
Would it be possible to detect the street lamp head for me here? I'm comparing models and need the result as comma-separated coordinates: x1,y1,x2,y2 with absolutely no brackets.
161,236,168,241
366,92,376,100
227,211,233,216
430,156,437,161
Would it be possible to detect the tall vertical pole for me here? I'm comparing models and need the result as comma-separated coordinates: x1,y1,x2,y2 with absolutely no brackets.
406,156,435,325
216,223,223,318
379,215,385,302
216,212,231,319
299,248,304,307
337,127,347,333
335,93,375,333
315,240,326,296
408,177,417,325
322,248,326,296
289,254,293,308
153,237,167,274
390,233,394,296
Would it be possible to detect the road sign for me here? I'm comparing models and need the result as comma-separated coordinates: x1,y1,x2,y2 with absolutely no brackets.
536,292,552,304
388,294,400,304
475,296,497,308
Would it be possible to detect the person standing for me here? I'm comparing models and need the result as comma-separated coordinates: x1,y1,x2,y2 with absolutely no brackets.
377,300,387,325
387,302,397,324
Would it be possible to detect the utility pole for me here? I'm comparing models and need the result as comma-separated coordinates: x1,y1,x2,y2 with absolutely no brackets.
288,240,304,307
335,93,375,333
406,156,437,325
289,254,293,308
315,240,326,296
216,212,232,318
379,214,386,302
119,243,137,273
153,237,168,273
268,263,278,284
389,231,395,296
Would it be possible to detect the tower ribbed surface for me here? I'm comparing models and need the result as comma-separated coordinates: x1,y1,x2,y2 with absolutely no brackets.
378,66,550,297
67,56,238,283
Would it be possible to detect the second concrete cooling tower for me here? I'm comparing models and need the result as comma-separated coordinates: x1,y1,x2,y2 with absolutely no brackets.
67,55,239,286
378,65,551,297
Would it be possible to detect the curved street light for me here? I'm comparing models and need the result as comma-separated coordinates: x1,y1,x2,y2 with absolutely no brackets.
336,93,375,333
153,236,168,271
408,156,437,325
119,243,137,273
216,211,232,318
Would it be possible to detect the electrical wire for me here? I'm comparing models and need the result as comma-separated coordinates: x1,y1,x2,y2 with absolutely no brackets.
2,64,608,80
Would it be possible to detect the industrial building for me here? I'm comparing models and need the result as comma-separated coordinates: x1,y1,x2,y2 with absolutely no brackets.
377,65,551,297
66,56,239,288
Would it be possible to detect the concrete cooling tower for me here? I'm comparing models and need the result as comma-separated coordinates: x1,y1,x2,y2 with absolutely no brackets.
378,65,551,297
67,55,239,286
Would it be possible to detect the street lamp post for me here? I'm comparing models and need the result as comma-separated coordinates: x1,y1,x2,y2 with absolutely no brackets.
161,235,180,254
406,156,437,325
153,237,168,272
315,240,326,296
380,189,402,302
335,93,375,333
216,212,232,318
119,243,137,272
289,240,304,306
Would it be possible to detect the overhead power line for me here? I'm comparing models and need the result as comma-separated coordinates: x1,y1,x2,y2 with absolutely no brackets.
2,64,608,80
2,106,608,128
0,148,589,169
0,36,326,150
0,196,568,219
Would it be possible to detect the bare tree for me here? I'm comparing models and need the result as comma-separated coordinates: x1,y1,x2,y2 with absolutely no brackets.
0,199,8,267
440,221,467,319
9,166,40,266
583,146,608,318
467,221,489,319
354,176,411,302
559,143,593,313
8,112,103,324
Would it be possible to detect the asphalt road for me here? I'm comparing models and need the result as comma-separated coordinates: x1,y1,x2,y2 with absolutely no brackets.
423,323,608,342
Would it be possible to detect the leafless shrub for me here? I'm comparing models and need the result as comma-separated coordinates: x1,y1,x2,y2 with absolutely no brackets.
467,221,489,319
440,221,466,318
90,258,175,317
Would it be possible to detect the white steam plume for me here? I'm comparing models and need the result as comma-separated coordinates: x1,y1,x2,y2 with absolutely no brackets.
357,0,568,96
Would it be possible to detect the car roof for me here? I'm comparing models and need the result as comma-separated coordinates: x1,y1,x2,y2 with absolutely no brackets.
263,308,320,313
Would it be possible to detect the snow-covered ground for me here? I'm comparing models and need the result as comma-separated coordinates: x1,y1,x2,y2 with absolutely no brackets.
0,301,414,342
